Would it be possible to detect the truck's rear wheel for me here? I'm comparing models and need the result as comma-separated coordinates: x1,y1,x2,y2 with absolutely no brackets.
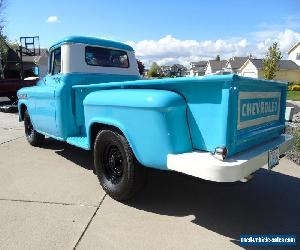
94,130,146,201
24,110,45,146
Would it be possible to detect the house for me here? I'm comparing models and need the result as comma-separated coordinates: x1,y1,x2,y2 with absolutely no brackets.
224,56,250,74
160,64,187,77
160,65,171,77
239,58,300,83
288,41,300,66
205,60,227,75
170,64,187,77
189,61,207,76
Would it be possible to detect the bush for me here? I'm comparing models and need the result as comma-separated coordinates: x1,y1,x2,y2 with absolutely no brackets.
288,84,300,91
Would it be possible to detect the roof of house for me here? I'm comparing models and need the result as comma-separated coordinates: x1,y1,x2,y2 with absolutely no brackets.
190,61,207,73
208,60,227,72
249,59,300,70
191,61,207,67
288,41,300,54
227,56,249,69
50,36,134,51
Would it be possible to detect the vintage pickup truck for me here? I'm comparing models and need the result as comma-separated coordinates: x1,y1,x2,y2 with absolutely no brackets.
17,36,294,200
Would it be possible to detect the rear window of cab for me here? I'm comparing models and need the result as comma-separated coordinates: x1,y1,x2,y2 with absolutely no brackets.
85,46,129,68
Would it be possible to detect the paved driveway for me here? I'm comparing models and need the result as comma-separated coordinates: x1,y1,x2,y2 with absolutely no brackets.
287,100,300,114
0,110,300,249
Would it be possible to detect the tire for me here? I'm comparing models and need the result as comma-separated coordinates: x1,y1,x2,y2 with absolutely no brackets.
24,110,45,146
94,130,146,201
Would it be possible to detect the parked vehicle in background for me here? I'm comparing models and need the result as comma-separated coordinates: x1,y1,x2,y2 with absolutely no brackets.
18,36,294,201
0,36,47,102
0,78,38,101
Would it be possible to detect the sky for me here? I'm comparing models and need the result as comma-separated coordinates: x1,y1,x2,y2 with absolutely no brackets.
4,0,300,67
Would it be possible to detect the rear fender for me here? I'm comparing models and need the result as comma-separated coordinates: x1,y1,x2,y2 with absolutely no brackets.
84,89,192,170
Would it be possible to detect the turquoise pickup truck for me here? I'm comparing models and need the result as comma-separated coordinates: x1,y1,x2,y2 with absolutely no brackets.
17,36,294,201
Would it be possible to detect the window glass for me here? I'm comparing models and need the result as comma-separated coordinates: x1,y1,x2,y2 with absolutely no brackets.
85,46,129,68
296,53,300,60
52,48,61,74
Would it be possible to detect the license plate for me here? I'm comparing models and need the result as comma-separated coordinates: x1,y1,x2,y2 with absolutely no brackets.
268,147,279,170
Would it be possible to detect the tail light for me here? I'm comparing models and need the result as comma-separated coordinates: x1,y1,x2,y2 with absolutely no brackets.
214,146,228,160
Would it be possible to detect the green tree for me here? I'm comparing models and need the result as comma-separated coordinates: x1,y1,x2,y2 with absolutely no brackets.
215,55,220,61
0,0,7,73
136,59,145,75
262,42,282,80
148,62,161,77
0,0,6,33
0,37,19,74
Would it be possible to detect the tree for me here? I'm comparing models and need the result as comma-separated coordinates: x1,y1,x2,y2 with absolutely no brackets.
215,55,220,61
0,0,7,76
0,0,6,34
136,59,145,75
148,62,161,77
262,42,282,80
0,38,19,77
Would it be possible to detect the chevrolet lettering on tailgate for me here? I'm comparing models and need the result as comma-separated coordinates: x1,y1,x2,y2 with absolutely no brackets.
238,92,281,130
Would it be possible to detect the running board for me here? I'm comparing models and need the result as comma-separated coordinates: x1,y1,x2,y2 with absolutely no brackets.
66,136,90,150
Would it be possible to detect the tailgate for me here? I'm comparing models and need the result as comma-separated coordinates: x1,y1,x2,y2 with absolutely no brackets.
230,77,287,155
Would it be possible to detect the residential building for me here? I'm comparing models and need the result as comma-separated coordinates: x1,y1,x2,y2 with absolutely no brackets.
170,64,187,77
160,64,187,77
239,58,300,83
224,56,250,74
160,65,171,77
205,60,227,75
189,61,207,76
288,41,300,66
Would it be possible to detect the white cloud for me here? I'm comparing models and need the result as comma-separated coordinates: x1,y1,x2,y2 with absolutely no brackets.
46,16,59,23
127,29,300,68
255,29,300,56
128,35,249,67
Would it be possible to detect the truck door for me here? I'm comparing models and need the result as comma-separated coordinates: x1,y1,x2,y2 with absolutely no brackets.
34,47,61,137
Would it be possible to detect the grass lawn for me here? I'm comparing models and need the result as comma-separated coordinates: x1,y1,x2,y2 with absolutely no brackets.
287,91,300,101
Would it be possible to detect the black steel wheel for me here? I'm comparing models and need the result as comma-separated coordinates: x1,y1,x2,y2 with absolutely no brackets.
103,144,124,183
94,129,146,201
24,110,45,146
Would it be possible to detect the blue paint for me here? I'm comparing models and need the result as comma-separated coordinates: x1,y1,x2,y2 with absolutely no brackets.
83,89,192,168
18,51,288,170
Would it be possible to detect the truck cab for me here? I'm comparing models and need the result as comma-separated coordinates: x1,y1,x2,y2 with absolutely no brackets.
18,37,140,138
18,36,294,201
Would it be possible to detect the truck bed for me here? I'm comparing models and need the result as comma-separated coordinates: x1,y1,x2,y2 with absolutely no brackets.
72,74,287,157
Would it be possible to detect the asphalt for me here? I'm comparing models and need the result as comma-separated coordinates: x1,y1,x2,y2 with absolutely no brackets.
0,97,300,250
